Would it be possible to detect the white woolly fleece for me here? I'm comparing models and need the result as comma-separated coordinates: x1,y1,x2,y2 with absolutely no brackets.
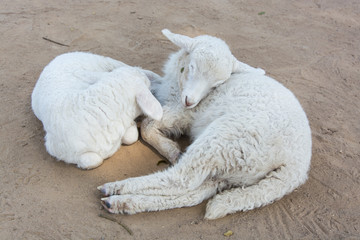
98,30,311,220
32,52,162,169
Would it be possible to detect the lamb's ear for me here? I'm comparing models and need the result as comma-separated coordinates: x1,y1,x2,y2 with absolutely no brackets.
141,69,161,82
136,87,163,121
162,29,194,51
232,56,265,75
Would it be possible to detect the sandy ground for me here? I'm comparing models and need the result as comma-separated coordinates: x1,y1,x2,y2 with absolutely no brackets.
0,0,359,239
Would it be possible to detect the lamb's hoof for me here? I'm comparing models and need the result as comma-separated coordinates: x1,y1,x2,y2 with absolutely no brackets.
168,151,181,165
97,186,108,196
100,196,135,215
78,152,103,169
97,182,123,196
101,198,111,208
101,198,115,213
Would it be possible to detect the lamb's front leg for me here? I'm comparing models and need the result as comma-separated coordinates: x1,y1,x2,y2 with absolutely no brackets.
141,105,188,163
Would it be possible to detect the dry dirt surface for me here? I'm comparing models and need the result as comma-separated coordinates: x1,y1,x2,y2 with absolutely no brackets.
1,0,359,239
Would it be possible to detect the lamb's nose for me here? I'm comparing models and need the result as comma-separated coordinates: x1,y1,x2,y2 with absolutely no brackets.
185,96,193,107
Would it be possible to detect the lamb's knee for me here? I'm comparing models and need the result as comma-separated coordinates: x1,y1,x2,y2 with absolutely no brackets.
141,117,181,164
122,124,139,145
78,152,103,169
140,117,154,142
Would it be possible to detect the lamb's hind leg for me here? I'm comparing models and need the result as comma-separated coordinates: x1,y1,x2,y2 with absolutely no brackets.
101,181,219,214
98,128,225,197
98,166,184,197
98,151,213,197
122,122,138,145
205,164,308,220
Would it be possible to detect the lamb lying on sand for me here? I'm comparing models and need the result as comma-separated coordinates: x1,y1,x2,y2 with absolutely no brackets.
98,30,312,220
32,52,162,169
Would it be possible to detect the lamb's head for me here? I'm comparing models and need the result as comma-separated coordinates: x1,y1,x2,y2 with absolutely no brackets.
116,67,163,121
162,29,265,108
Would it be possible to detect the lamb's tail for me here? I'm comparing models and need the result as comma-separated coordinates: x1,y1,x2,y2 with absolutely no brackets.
204,164,309,220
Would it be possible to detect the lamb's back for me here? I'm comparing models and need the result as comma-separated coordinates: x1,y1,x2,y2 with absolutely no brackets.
31,53,133,163
32,52,126,119
191,73,310,146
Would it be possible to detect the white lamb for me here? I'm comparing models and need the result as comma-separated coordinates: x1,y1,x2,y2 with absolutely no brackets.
98,30,312,219
32,52,163,169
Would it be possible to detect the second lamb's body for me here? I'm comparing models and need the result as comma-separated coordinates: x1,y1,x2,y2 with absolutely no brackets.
32,52,162,169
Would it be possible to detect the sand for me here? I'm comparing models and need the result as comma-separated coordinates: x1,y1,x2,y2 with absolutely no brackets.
0,0,359,239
